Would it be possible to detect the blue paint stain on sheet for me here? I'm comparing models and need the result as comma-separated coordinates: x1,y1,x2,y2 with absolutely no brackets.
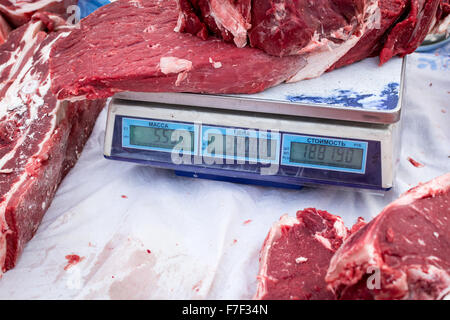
286,82,400,110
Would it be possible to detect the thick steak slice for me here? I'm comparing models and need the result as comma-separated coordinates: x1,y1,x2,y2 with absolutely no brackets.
254,208,349,300
49,0,305,100
0,15,105,274
326,173,450,300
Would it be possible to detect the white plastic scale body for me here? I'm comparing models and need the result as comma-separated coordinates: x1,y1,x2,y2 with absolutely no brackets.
104,57,406,192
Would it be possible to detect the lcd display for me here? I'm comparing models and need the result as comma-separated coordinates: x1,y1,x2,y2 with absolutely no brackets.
289,142,364,170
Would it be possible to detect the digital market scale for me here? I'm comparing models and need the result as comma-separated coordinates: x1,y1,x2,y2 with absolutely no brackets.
104,57,406,192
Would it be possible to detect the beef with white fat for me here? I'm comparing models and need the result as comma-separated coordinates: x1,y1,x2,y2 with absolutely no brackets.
331,0,448,69
0,13,105,274
326,173,450,300
254,208,350,300
49,0,448,98
176,0,252,48
0,13,10,45
49,0,305,99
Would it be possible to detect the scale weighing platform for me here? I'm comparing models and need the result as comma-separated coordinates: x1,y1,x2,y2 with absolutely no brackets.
104,57,406,192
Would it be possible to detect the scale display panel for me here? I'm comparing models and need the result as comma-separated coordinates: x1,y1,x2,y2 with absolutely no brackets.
122,117,199,155
201,126,280,165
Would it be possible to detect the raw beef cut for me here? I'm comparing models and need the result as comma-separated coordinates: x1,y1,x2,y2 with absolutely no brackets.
176,0,253,48
429,0,450,35
0,13,105,274
49,0,448,98
0,13,10,44
326,173,450,300
176,0,382,81
332,0,448,69
0,0,77,27
178,0,447,73
49,0,305,99
254,208,350,300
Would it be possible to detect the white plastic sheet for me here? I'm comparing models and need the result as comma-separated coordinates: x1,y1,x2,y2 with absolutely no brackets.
0,44,448,299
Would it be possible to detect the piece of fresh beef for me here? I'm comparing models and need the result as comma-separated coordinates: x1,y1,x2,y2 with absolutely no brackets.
48,0,447,98
326,173,450,300
175,0,381,81
0,0,77,27
49,0,306,99
0,13,10,44
430,0,450,34
0,13,105,275
176,0,371,56
176,0,252,48
177,0,446,71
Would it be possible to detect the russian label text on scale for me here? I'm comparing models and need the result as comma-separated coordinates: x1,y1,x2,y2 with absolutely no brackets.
121,117,368,175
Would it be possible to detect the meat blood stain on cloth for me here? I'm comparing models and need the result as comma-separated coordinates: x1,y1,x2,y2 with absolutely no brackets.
192,281,202,292
407,157,425,168
64,254,85,271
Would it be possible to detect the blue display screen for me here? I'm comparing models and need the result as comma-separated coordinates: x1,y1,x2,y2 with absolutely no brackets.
290,142,364,169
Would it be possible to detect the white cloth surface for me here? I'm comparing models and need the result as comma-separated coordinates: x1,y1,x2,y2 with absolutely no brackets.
0,44,448,299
